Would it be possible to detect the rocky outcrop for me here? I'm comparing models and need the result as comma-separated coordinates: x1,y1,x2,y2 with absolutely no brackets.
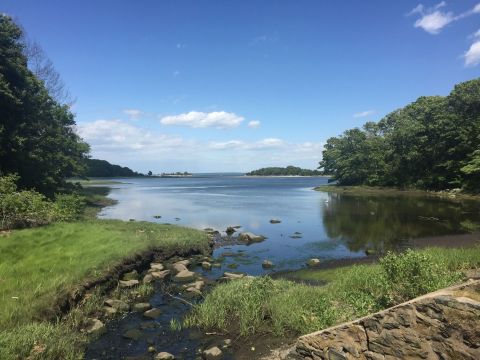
275,279,480,359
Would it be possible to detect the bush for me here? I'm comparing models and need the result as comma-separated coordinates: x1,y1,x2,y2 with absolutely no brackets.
380,249,461,303
0,175,85,230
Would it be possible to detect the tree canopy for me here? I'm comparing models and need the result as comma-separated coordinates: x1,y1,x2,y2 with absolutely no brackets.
247,166,323,176
84,158,143,177
319,78,480,191
0,15,89,196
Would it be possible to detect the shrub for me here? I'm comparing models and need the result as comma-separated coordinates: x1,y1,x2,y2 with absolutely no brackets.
51,194,85,222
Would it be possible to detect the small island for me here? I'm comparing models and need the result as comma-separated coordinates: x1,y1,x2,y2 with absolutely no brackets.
160,171,193,178
246,165,323,176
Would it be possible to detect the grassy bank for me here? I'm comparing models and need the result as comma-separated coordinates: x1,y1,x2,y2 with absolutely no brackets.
185,246,480,337
315,184,480,200
0,220,210,359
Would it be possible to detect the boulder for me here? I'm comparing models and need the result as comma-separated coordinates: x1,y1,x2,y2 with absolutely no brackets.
306,258,321,267
143,308,162,319
202,261,212,270
119,279,139,288
122,270,139,281
173,269,196,282
133,302,151,312
105,299,129,311
103,306,117,316
151,270,171,280
143,274,154,284
223,272,244,280
185,280,204,291
238,232,266,244
262,260,274,269
150,263,164,271
155,352,175,360
172,263,188,273
203,346,223,360
84,318,105,336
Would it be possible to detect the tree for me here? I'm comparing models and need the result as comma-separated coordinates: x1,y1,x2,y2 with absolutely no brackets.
148,171,153,176
0,15,89,196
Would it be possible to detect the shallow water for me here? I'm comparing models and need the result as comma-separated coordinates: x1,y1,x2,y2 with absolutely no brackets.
98,175,480,274
87,175,480,359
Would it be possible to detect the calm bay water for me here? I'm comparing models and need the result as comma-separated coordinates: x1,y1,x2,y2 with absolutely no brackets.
98,175,480,274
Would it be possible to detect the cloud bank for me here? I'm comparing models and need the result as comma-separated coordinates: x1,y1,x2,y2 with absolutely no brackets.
160,111,245,129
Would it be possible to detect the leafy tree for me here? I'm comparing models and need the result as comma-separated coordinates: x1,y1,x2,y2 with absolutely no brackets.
247,166,322,176
84,158,143,177
0,15,89,196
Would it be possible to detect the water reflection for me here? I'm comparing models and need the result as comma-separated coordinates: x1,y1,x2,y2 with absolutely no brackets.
322,193,480,253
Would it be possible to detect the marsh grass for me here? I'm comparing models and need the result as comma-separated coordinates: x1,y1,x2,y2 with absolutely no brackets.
186,247,479,337
0,219,209,359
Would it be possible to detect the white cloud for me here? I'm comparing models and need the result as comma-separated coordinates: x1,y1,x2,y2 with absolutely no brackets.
353,110,375,118
409,2,480,34
160,111,245,129
123,109,143,120
247,120,261,128
464,40,480,66
208,138,285,150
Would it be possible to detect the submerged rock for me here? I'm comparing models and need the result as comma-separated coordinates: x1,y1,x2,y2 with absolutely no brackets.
105,299,129,311
306,258,321,267
237,232,266,244
123,328,143,340
84,318,105,336
143,308,162,319
133,302,151,312
202,261,212,270
203,346,223,360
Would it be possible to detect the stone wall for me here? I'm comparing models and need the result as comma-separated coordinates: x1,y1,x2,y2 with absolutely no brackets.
277,279,480,360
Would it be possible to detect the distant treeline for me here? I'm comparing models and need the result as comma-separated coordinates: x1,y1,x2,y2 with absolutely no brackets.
84,159,144,177
247,166,323,176
319,78,480,192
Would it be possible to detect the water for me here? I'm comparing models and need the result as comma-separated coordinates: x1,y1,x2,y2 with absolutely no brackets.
98,175,480,275
87,175,480,359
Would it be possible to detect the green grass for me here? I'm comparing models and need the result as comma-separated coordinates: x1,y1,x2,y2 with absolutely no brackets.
0,219,209,359
185,247,480,337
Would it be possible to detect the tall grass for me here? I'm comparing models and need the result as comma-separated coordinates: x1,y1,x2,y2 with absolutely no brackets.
186,247,479,336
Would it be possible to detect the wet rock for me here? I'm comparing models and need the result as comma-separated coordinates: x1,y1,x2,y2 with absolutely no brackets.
227,263,238,269
133,302,151,312
270,219,281,224
223,272,244,280
174,217,181,221
84,318,105,336
119,279,139,288
148,346,156,353
203,346,223,360
289,235,302,239
226,226,236,234
103,306,117,316
151,270,171,280
185,287,202,297
306,258,321,267
123,328,143,340
202,261,212,270
222,339,232,348
150,263,165,271
212,263,222,268
173,269,196,282
105,299,129,311
238,232,266,244
153,215,162,219
143,308,162,319
262,260,274,269
143,273,154,284
155,352,175,360
122,270,139,281
140,321,158,330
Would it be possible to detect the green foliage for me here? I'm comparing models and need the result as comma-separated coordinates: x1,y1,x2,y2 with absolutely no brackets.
187,247,478,337
247,166,323,176
320,78,480,191
0,175,85,230
83,158,143,178
0,15,89,196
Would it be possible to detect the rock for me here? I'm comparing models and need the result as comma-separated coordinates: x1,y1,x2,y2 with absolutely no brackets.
151,270,171,280
202,261,212,270
222,339,232,348
143,273,154,284
122,328,143,340
223,272,244,279
119,279,139,288
238,232,266,244
262,260,274,269
105,299,129,311
227,263,238,269
173,269,196,282
306,258,321,267
148,346,156,353
143,308,162,319
289,235,302,239
155,352,175,360
233,225,242,229
133,302,151,312
84,318,105,335
103,306,117,316
122,270,139,281
270,219,281,224
226,226,236,234
212,263,222,268
184,280,204,291
150,263,164,271
221,252,235,257
185,287,202,297
153,215,162,219
203,346,223,360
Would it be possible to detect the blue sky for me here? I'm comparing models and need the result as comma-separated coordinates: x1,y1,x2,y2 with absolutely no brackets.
3,1,480,173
